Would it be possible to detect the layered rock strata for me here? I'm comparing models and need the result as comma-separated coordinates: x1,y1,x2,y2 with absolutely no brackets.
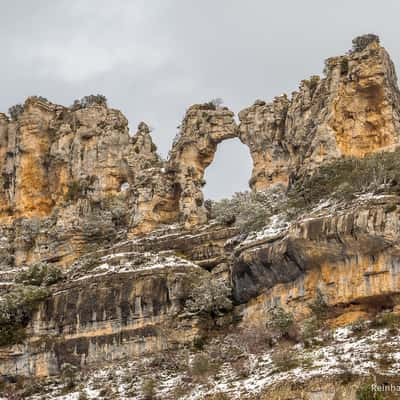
2,35,400,385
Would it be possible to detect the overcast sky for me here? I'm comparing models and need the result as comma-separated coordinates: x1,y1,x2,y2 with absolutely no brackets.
1,1,400,199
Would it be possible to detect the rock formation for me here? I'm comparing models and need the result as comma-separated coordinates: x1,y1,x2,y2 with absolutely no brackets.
2,34,400,399
238,34,400,190
167,104,236,227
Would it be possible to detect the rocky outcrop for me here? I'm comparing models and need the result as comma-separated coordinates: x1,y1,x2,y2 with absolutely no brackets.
239,34,400,190
4,194,400,378
233,194,400,327
1,35,399,239
0,97,134,220
3,36,400,399
167,104,237,227
0,256,206,376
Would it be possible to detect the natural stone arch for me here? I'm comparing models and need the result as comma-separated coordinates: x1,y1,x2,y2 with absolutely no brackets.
167,103,238,228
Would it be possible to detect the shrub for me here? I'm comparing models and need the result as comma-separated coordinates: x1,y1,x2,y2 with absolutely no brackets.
191,354,213,377
303,75,320,96
21,381,44,396
209,186,286,233
65,181,83,202
64,176,97,202
15,262,63,286
301,316,321,344
370,312,400,332
30,95,49,103
204,98,223,110
271,350,300,372
78,392,89,400
101,194,129,227
289,149,400,208
98,386,113,398
184,277,232,317
203,393,230,400
60,363,78,391
71,94,107,110
8,104,24,121
148,352,185,372
352,34,380,52
309,289,329,320
141,378,156,400
350,319,368,336
0,286,50,346
193,336,207,351
172,384,191,399
267,306,298,341
338,367,355,384
356,384,384,400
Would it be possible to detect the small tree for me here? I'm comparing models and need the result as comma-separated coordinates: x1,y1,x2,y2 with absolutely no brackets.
267,306,297,339
0,285,49,346
190,354,212,377
210,98,223,107
60,363,78,390
8,104,24,121
209,187,286,234
272,349,300,372
184,277,232,317
15,262,63,286
141,378,156,400
204,98,224,110
309,289,329,320
352,34,380,52
71,94,107,110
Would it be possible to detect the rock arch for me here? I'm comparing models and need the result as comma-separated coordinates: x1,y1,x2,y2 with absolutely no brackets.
166,104,237,228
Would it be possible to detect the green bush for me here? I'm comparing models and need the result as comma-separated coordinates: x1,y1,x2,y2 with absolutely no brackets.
191,354,213,377
141,378,156,400
267,306,296,339
289,149,400,209
209,186,286,233
15,262,63,286
309,289,329,320
65,181,83,202
272,350,300,372
0,286,49,346
301,316,321,344
370,312,400,331
8,104,24,121
193,336,207,351
60,363,78,392
64,176,97,202
71,94,107,109
352,34,380,52
340,58,349,75
356,384,384,400
350,319,368,336
184,277,232,317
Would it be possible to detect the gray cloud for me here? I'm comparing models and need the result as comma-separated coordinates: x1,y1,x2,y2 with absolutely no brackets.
1,0,400,199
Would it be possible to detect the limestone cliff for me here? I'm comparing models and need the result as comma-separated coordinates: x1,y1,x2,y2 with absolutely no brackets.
238,34,400,190
2,34,400,400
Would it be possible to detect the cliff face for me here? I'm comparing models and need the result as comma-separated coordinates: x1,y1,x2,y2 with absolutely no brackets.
2,34,400,399
0,98,133,219
1,35,399,240
238,35,400,190
1,254,205,377
167,104,237,228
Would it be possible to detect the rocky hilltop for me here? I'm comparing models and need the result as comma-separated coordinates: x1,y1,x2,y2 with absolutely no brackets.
1,34,400,399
